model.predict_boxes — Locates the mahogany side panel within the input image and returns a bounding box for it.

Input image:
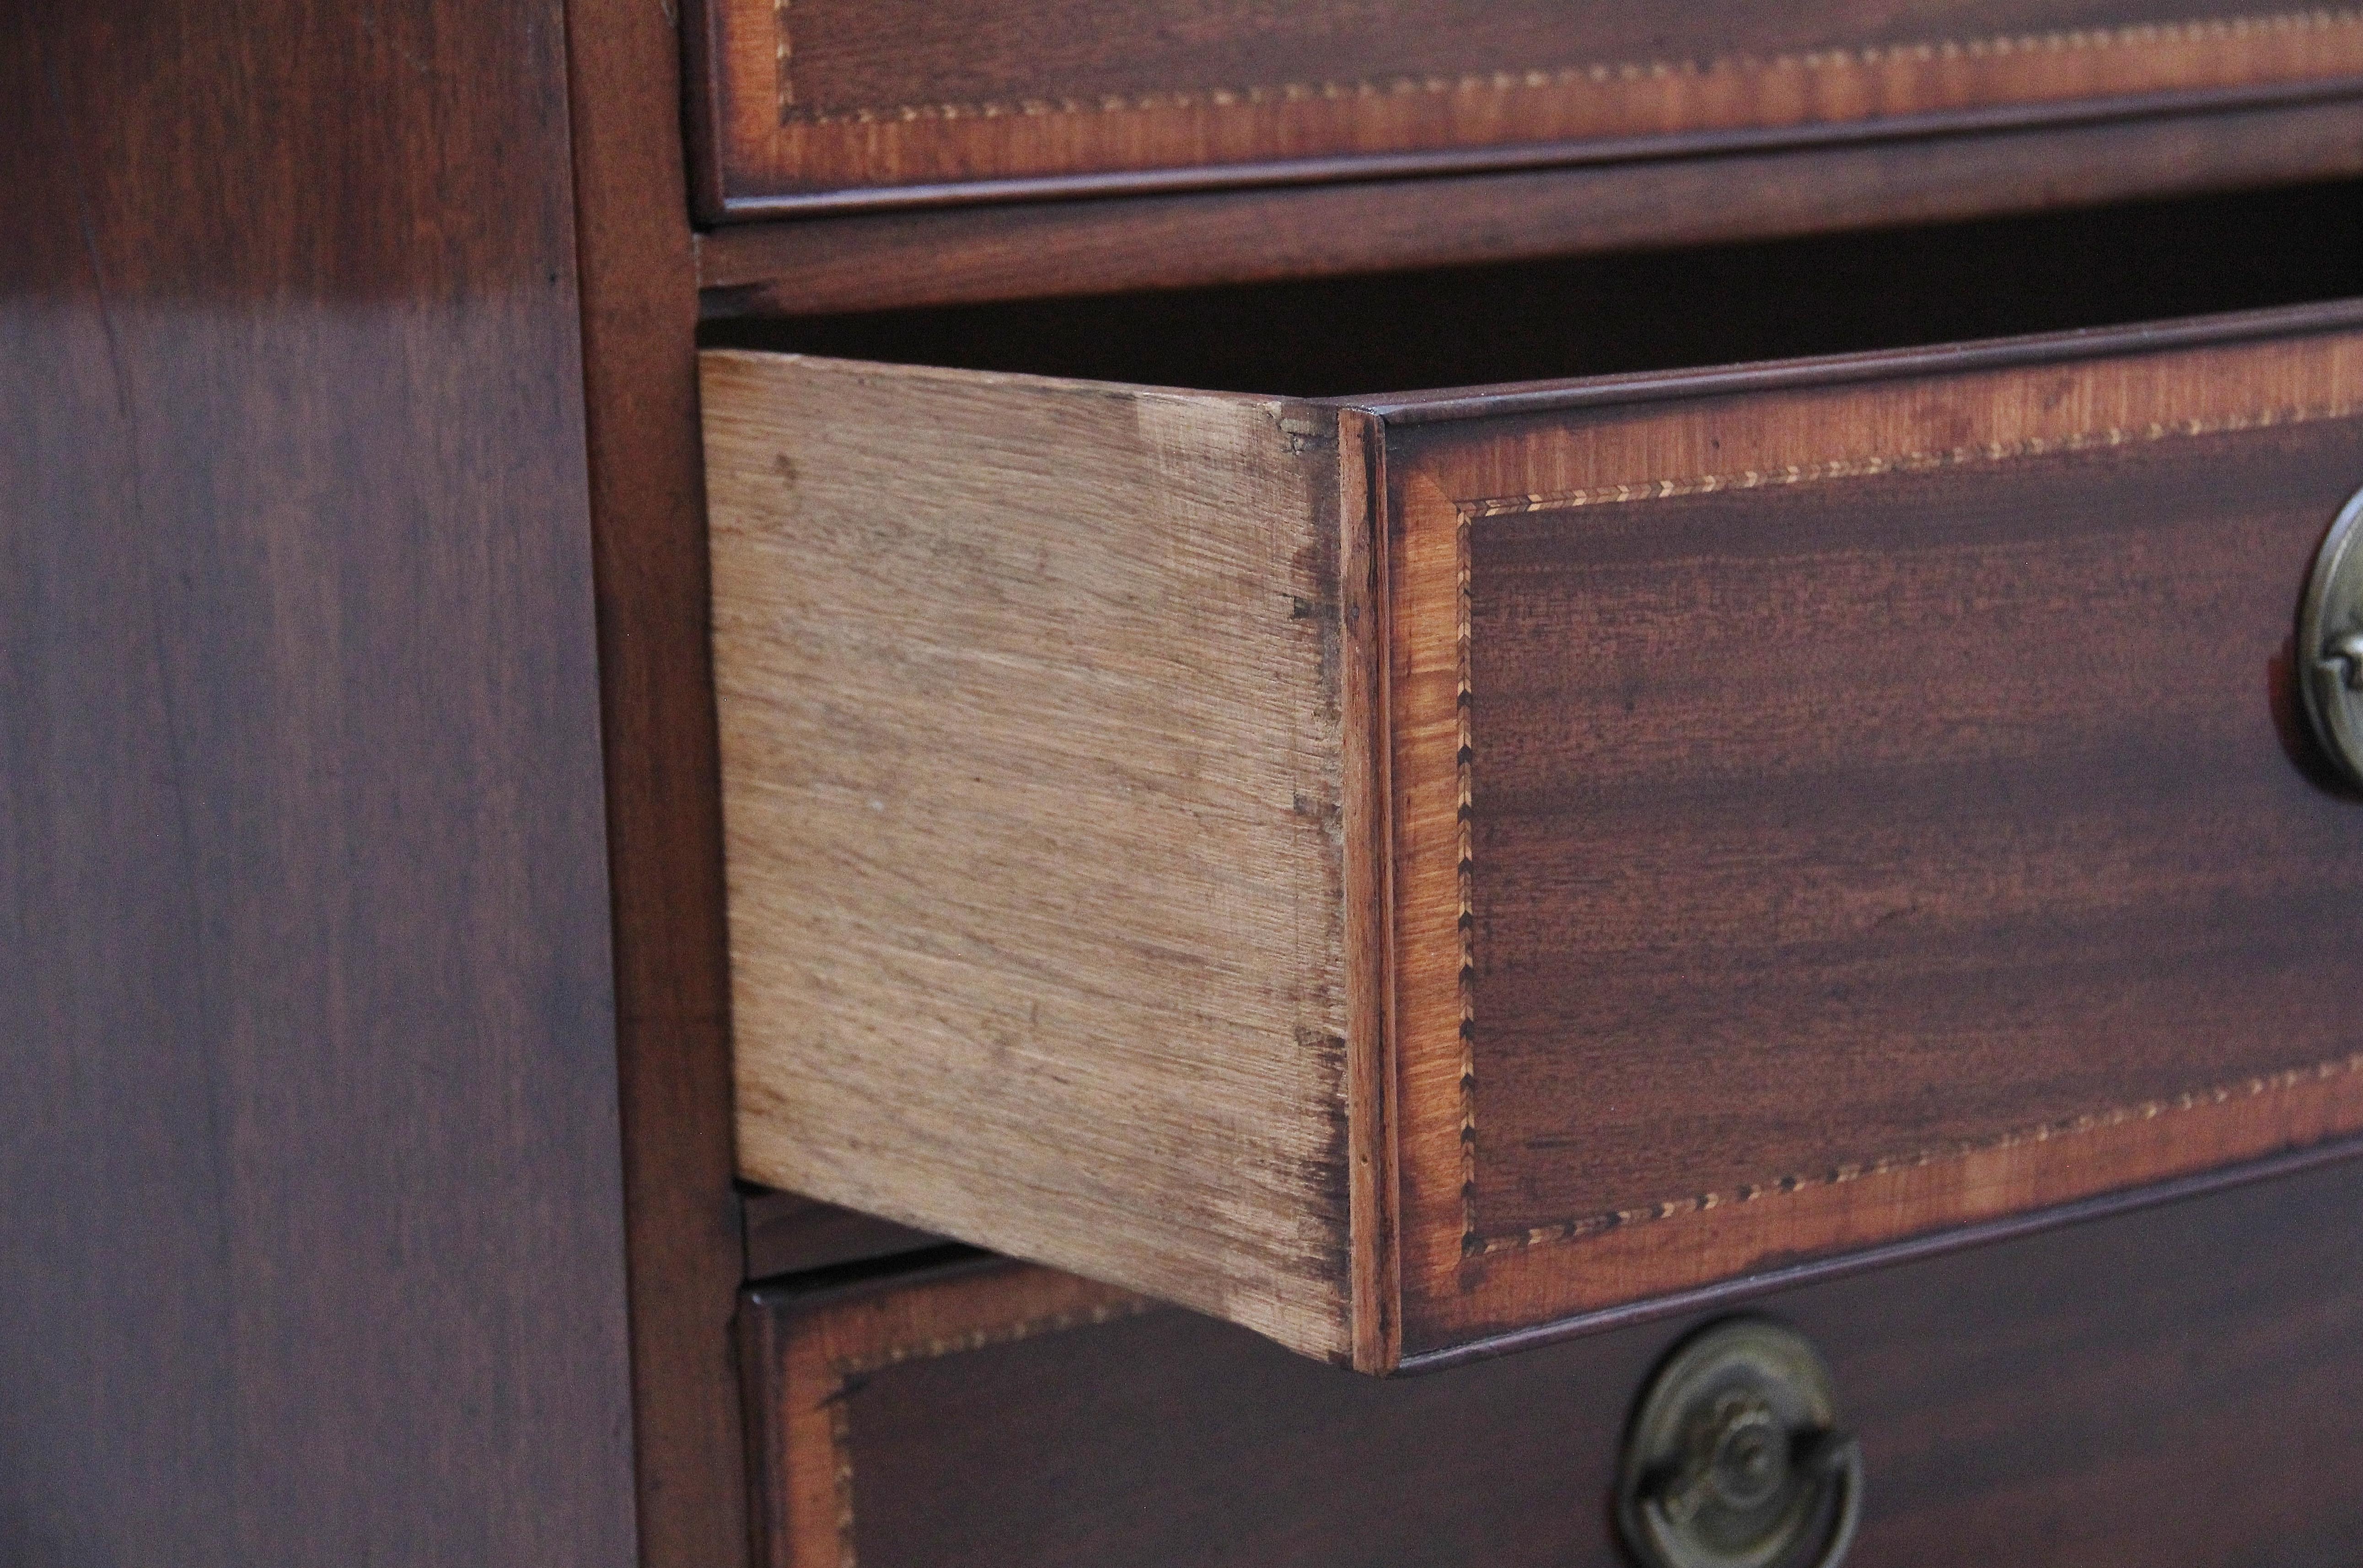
[689,0,2363,212]
[0,3,637,1563]
[1385,322,2363,1352]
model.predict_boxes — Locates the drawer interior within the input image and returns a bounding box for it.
[702,177,2363,394]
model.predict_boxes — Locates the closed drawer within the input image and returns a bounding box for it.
[705,298,2363,1371]
[686,0,2363,213]
[736,1149,2363,1568]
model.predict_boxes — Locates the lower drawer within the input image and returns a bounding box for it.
[739,1148,2363,1568]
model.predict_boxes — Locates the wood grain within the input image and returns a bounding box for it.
[688,0,2363,211]
[705,352,1364,1361]
[742,1151,2363,1567]
[0,3,638,1562]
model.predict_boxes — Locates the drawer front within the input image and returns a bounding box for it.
[689,0,2363,213]
[739,1150,2363,1568]
[1383,318,2363,1358]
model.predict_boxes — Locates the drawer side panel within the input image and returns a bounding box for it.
[705,352,1356,1359]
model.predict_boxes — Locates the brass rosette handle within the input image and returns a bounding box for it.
[1616,1318,1863,1568]
[2300,483,2363,789]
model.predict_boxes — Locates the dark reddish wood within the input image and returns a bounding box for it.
[688,0,2363,214]
[560,0,752,1563]
[749,0,2186,132]
[743,1191,945,1280]
[697,93,2363,317]
[0,4,636,1564]
[744,1150,2363,1566]
[1461,420,2363,1231]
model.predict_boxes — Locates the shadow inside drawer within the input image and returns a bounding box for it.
[701,177,2363,397]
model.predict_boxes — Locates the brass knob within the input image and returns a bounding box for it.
[2299,485,2363,789]
[1616,1318,1862,1568]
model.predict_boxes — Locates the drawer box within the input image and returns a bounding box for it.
[706,301,2363,1370]
[686,0,2363,213]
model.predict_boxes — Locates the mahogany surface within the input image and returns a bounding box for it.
[745,1150,2363,1567]
[1464,426,2363,1229]
[1380,312,2363,1354]
[1,2,637,1562]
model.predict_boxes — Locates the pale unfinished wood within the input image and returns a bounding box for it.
[705,351,1364,1361]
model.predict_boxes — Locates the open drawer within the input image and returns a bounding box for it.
[705,289,2363,1371]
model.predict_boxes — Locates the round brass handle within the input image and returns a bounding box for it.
[2299,484,2363,789]
[1616,1319,1862,1568]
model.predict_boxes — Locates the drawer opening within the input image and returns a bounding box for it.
[700,177,2363,396]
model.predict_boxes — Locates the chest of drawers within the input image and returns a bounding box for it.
[19,2,2363,1565]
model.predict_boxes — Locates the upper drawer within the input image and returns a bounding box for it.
[685,0,2363,214]
[705,301,2363,1372]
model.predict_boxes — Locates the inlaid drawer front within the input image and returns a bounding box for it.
[687,0,2363,213]
[1381,317,2363,1358]
[738,1155,2363,1568]
[704,302,2363,1372]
